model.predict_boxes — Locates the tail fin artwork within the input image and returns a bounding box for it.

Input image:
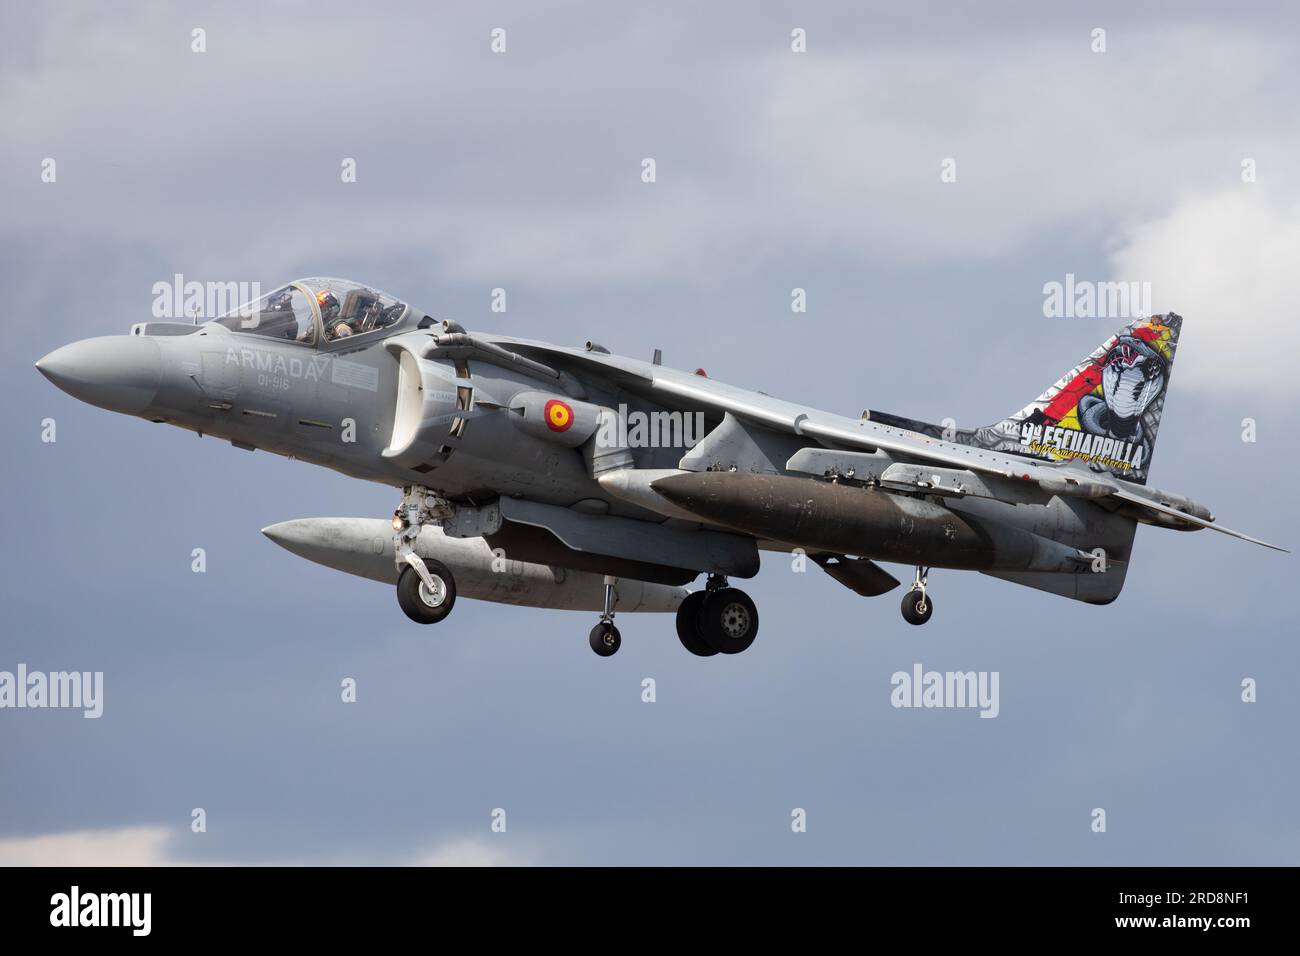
[976,314,1180,484]
[869,314,1181,485]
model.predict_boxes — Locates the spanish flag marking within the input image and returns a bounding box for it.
[545,399,574,432]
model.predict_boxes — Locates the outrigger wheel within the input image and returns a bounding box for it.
[589,622,622,657]
[589,575,622,657]
[900,566,933,626]
[397,558,457,624]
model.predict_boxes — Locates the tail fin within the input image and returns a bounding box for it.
[983,314,1181,484]
[868,314,1182,485]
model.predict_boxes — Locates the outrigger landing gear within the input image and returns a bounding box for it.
[676,574,760,656]
[392,485,457,625]
[589,576,622,657]
[900,566,933,626]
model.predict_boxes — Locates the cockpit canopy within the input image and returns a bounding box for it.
[211,278,408,347]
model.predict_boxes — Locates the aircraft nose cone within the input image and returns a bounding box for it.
[36,336,162,416]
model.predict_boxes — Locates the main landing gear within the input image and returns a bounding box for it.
[589,574,761,659]
[393,485,458,625]
[675,575,760,657]
[900,565,933,626]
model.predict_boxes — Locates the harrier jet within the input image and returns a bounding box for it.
[36,278,1285,656]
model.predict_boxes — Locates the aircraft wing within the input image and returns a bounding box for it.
[492,338,1029,476]
[479,335,1287,552]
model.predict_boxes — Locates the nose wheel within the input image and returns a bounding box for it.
[397,559,457,624]
[589,576,622,656]
[392,485,458,625]
[901,566,933,625]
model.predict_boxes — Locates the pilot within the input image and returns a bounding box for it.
[317,289,352,340]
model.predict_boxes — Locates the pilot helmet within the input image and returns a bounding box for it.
[316,289,340,320]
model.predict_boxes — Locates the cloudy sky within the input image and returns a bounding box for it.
[2,0,1297,865]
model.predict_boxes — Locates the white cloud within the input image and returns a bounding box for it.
[407,838,536,867]
[1108,185,1300,396]
[0,825,175,866]
[0,825,534,866]
[755,26,1296,265]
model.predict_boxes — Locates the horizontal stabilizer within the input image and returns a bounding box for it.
[1108,488,1289,552]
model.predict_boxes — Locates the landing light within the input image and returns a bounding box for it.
[392,514,405,532]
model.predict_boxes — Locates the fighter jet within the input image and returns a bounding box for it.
[36,277,1285,657]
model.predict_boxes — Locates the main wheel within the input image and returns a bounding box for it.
[900,589,933,626]
[397,560,456,624]
[698,587,759,655]
[589,622,621,657]
[675,591,716,657]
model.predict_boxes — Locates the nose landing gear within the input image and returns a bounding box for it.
[589,576,622,657]
[392,485,458,625]
[397,558,457,624]
[901,566,933,625]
